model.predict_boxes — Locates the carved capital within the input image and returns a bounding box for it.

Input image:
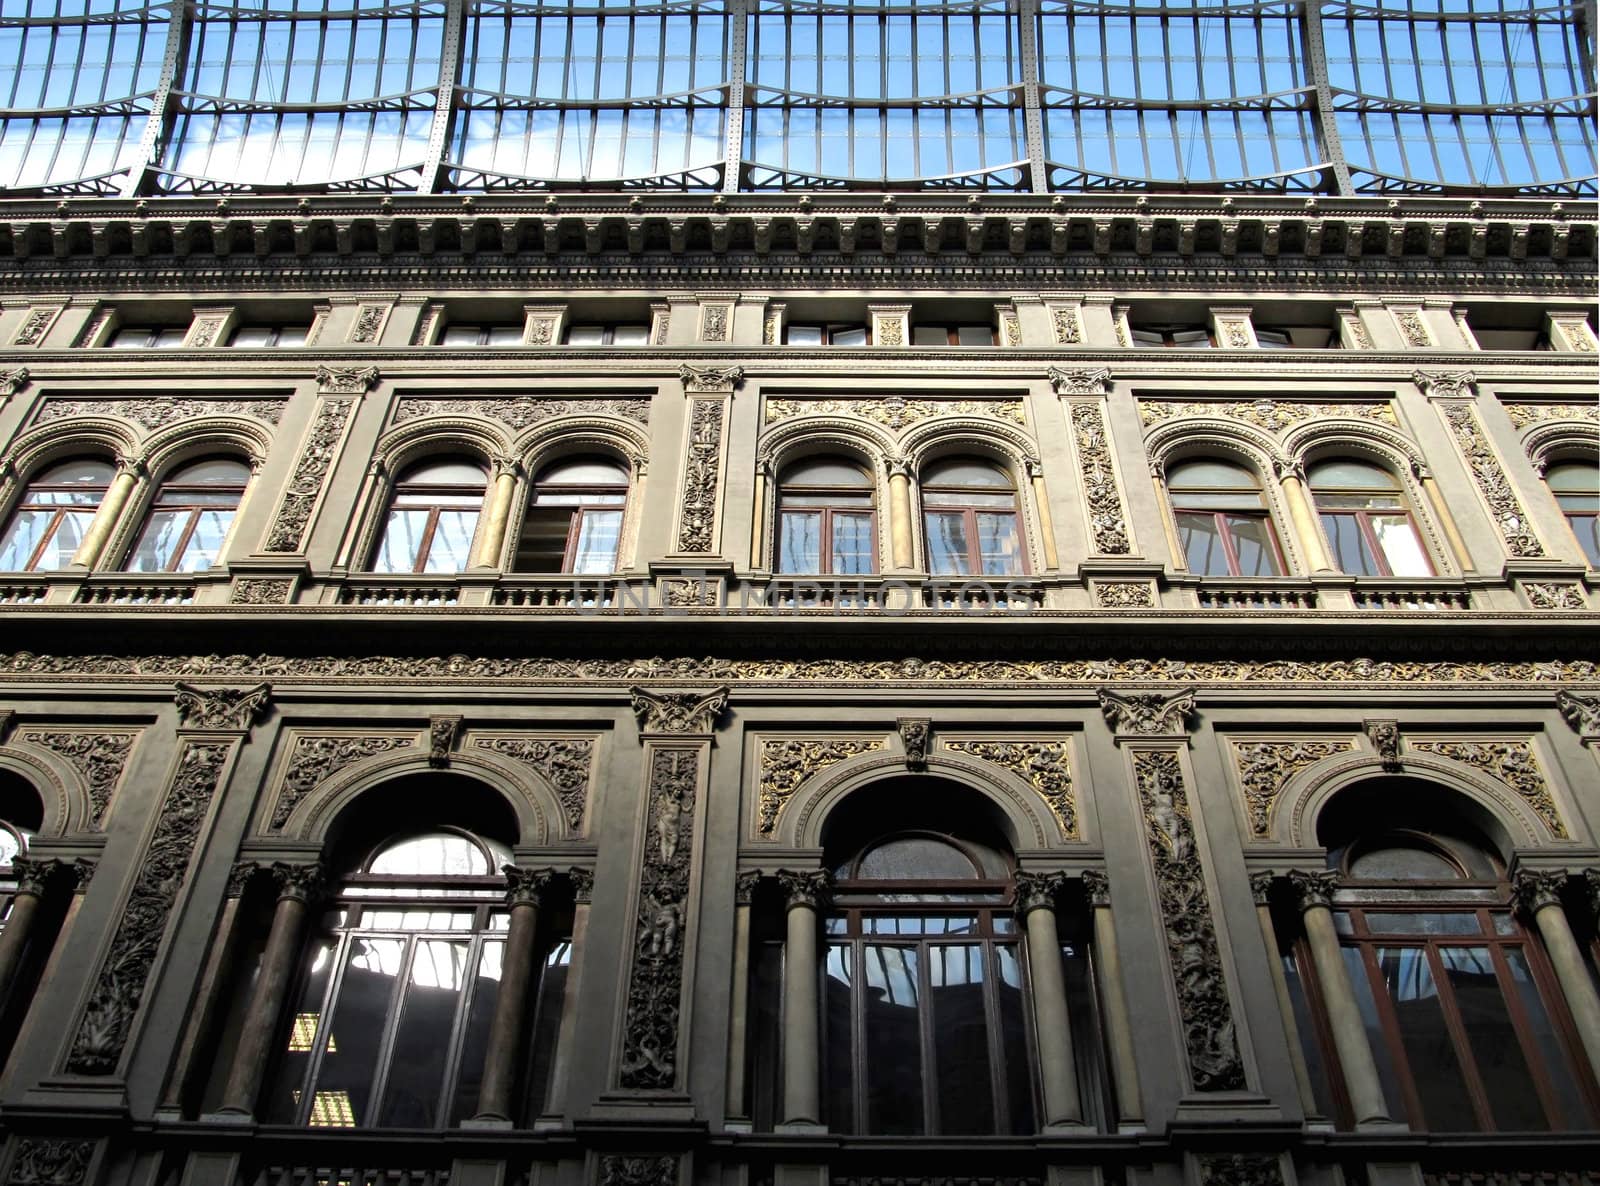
[10,856,66,897]
[1511,868,1566,917]
[428,715,462,767]
[1098,687,1196,738]
[503,864,556,909]
[1412,369,1477,400]
[1286,868,1340,912]
[1014,869,1069,914]
[631,686,728,736]
[1079,868,1110,907]
[271,861,327,905]
[1365,719,1401,771]
[1586,869,1600,918]
[734,869,763,905]
[68,857,97,892]
[1048,366,1111,396]
[226,860,261,898]
[1248,870,1277,906]
[1556,690,1600,739]
[678,363,743,393]
[777,868,831,911]
[568,865,595,904]
[174,682,271,731]
[315,364,379,394]
[0,366,29,397]
[898,717,931,769]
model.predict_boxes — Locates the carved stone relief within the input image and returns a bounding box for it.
[1439,403,1545,558]
[1365,719,1401,770]
[701,305,729,343]
[1510,867,1565,917]
[944,739,1078,839]
[1093,581,1155,608]
[898,717,930,769]
[428,715,460,766]
[1408,739,1568,838]
[174,682,270,731]
[1555,689,1600,738]
[67,739,235,1074]
[35,398,286,430]
[471,735,596,832]
[618,746,699,1089]
[763,397,1026,431]
[264,398,355,552]
[1139,399,1397,432]
[1051,306,1082,345]
[392,397,650,430]
[632,686,728,736]
[1229,738,1354,838]
[1500,402,1600,430]
[1099,688,1196,737]
[315,366,379,395]
[1132,748,1245,1091]
[14,728,139,827]
[1198,1154,1283,1186]
[272,732,414,829]
[347,303,388,344]
[230,578,293,605]
[873,314,904,346]
[1069,402,1130,554]
[676,399,724,552]
[678,364,743,394]
[4,1138,95,1186]
[1395,309,1432,347]
[1524,582,1585,610]
[757,737,884,836]
[597,1154,677,1186]
[1412,369,1476,400]
[0,367,29,397]
[1047,367,1110,397]
[11,307,59,347]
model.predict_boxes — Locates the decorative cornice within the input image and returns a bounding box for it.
[1047,367,1110,396]
[1511,867,1566,917]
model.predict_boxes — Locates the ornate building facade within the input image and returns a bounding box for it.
[0,2,1596,1186]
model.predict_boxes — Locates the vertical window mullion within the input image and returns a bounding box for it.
[364,932,421,1125]
[1481,936,1565,1128]
[297,928,356,1125]
[918,939,939,1132]
[979,938,1012,1133]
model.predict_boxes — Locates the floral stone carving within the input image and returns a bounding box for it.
[15,728,138,827]
[631,686,728,735]
[472,735,596,831]
[1069,402,1130,554]
[273,732,414,829]
[36,398,286,430]
[5,1138,96,1186]
[757,737,884,835]
[945,739,1078,838]
[619,747,699,1089]
[1409,739,1567,838]
[265,398,355,551]
[1439,403,1544,558]
[1555,689,1600,737]
[67,740,235,1073]
[174,682,270,730]
[763,397,1025,431]
[1138,399,1397,432]
[1099,687,1196,736]
[1501,402,1600,430]
[676,399,724,552]
[598,1155,677,1186]
[1230,739,1354,837]
[1133,748,1245,1091]
[392,397,650,430]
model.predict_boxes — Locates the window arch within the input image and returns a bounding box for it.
[1282,783,1599,1133]
[372,457,487,574]
[514,455,629,574]
[775,455,877,575]
[1166,457,1285,576]
[125,456,251,572]
[261,826,571,1129]
[1544,459,1599,566]
[0,458,115,571]
[1306,458,1431,577]
[919,456,1025,576]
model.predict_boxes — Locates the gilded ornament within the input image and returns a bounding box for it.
[945,739,1078,838]
[273,732,414,829]
[392,397,649,430]
[1500,402,1600,430]
[1410,739,1567,838]
[1099,687,1195,736]
[1230,738,1354,837]
[1439,403,1545,557]
[763,396,1025,430]
[757,737,884,835]
[472,735,596,831]
[1138,398,1397,432]
[1524,582,1584,609]
[1094,581,1154,608]
[1051,306,1082,345]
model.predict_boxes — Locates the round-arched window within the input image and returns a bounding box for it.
[919,456,1023,576]
[372,457,487,574]
[1544,459,1599,566]
[776,456,876,575]
[516,456,629,574]
[1306,458,1431,577]
[0,458,115,571]
[1166,458,1284,576]
[126,456,252,572]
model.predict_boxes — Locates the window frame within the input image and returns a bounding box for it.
[783,323,871,347]
[775,459,879,576]
[106,325,188,349]
[370,459,489,576]
[562,324,650,346]
[1307,460,1434,578]
[1166,459,1287,578]
[919,459,1028,577]
[124,457,251,573]
[0,458,114,572]
[1543,458,1600,568]
[516,457,632,575]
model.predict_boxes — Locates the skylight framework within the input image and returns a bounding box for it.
[0,0,1590,196]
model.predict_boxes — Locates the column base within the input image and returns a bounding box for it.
[775,1120,827,1134]
[459,1115,514,1130]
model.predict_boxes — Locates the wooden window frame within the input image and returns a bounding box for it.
[2,468,111,572]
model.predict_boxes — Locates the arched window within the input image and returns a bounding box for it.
[0,458,114,571]
[1544,459,1599,566]
[1166,458,1285,576]
[1283,788,1598,1133]
[515,457,629,573]
[372,458,487,574]
[126,457,251,572]
[776,456,876,575]
[920,456,1024,576]
[1307,458,1431,577]
[822,831,1037,1135]
[262,828,570,1128]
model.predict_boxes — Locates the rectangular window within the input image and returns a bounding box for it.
[107,326,187,348]
[230,324,309,347]
[565,324,649,345]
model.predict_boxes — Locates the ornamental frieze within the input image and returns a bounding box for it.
[1228,738,1355,838]
[1408,739,1568,839]
[1138,398,1398,433]
[1068,401,1130,554]
[764,397,1027,432]
[391,397,650,430]
[13,727,140,828]
[757,736,885,836]
[943,738,1078,839]
[676,399,724,552]
[1500,402,1600,430]
[1439,403,1545,558]
[272,732,416,829]
[0,652,1595,687]
[34,398,287,430]
[471,735,596,832]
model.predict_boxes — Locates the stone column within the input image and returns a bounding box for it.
[537,867,593,1126]
[1513,869,1600,1083]
[0,857,61,1003]
[473,865,555,1123]
[1015,870,1083,1127]
[1025,460,1059,571]
[777,868,829,1128]
[725,871,762,1124]
[218,861,326,1116]
[471,458,519,569]
[887,460,915,570]
[1287,870,1390,1126]
[749,463,769,569]
[1079,870,1141,1126]
[1150,466,1186,571]
[1275,461,1334,574]
[1248,872,1318,1115]
[70,457,142,568]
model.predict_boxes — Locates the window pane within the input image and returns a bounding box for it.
[780,510,822,574]
[1567,512,1600,566]
[831,512,875,575]
[126,510,188,572]
[1374,946,1478,1130]
[174,508,234,571]
[1178,512,1230,576]
[863,944,924,1134]
[1439,946,1546,1130]
[996,945,1035,1133]
[378,939,471,1127]
[925,511,972,575]
[0,511,52,570]
[1371,516,1431,577]
[265,933,339,1123]
[857,837,977,881]
[519,940,572,1122]
[1503,947,1588,1129]
[1225,514,1281,577]
[1321,512,1380,575]
[929,944,994,1134]
[571,509,622,574]
[370,833,490,877]
[976,512,1021,576]
[310,936,408,1126]
[823,943,855,1133]
[1363,913,1480,936]
[420,510,478,573]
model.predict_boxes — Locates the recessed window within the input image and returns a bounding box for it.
[1544,460,1599,566]
[371,458,487,575]
[776,456,877,575]
[920,457,1024,576]
[1255,326,1336,349]
[441,324,525,348]
[564,324,649,346]
[1130,325,1214,348]
[0,458,114,571]
[1167,458,1285,577]
[230,324,309,348]
[126,457,251,573]
[107,325,188,349]
[515,457,629,574]
[911,324,995,346]
[785,323,869,347]
[1307,459,1431,577]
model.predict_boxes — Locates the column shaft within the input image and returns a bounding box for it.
[749,469,767,569]
[1278,471,1334,574]
[1030,473,1059,570]
[0,891,43,1004]
[1302,904,1388,1124]
[1419,474,1473,573]
[1530,902,1600,1083]
[1090,905,1141,1124]
[1025,903,1084,1126]
[888,471,914,570]
[725,899,753,1118]
[1152,472,1186,571]
[71,468,139,568]
[474,897,540,1120]
[472,468,517,569]
[219,892,310,1114]
[781,901,820,1124]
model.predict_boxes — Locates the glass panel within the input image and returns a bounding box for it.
[831,512,875,575]
[1224,514,1281,577]
[537,459,630,486]
[923,458,1012,488]
[925,511,972,575]
[1439,946,1546,1130]
[1545,462,1599,495]
[1503,947,1588,1129]
[398,459,486,487]
[1168,458,1260,492]
[786,325,824,345]
[126,510,188,572]
[1371,515,1431,577]
[1374,945,1478,1130]
[929,943,993,1134]
[520,940,572,1122]
[831,326,868,347]
[1342,945,1406,1122]
[420,509,479,573]
[265,932,338,1123]
[309,936,408,1127]
[370,832,491,877]
[448,939,501,1123]
[976,512,1021,576]
[1363,912,1482,936]
[173,508,235,571]
[1178,512,1229,576]
[1282,953,1337,1118]
[1567,513,1600,567]
[823,943,854,1133]
[378,939,470,1128]
[1349,845,1463,880]
[995,945,1035,1133]
[781,458,871,488]
[856,837,978,881]
[361,909,475,932]
[374,508,427,572]
[1308,460,1399,491]
[570,509,623,574]
[863,944,924,1134]
[1320,512,1381,575]
[778,510,822,574]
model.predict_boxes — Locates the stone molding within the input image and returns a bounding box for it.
[1138,397,1397,433]
[34,397,285,430]
[763,396,1026,432]
[1067,400,1131,555]
[271,730,416,830]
